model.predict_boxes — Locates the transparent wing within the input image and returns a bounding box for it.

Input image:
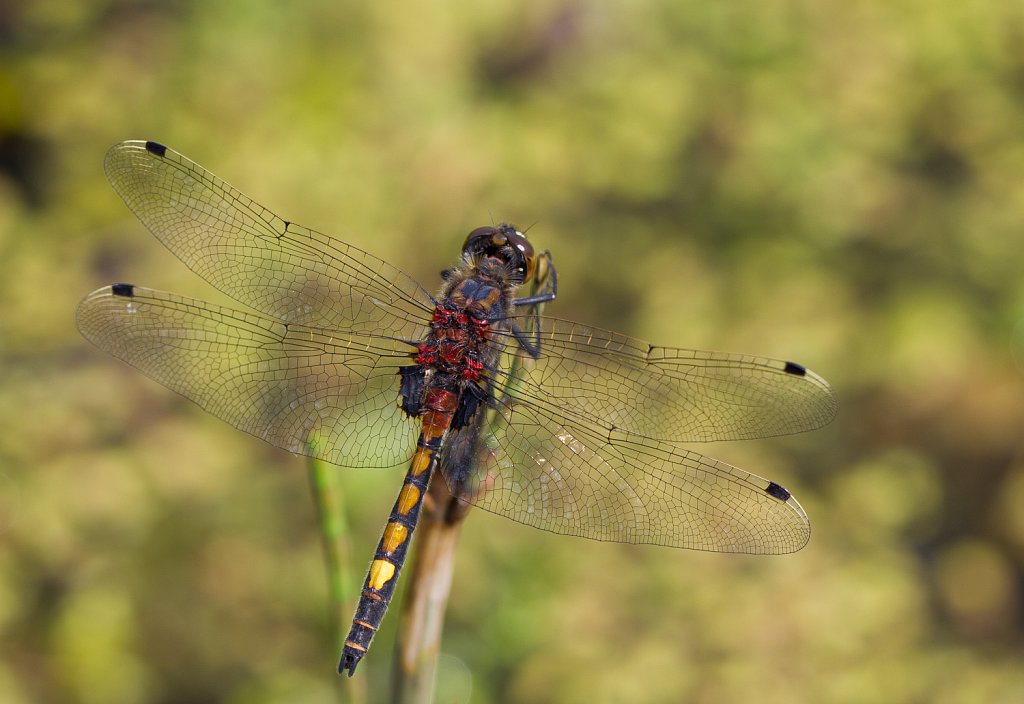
[104,140,434,337]
[442,394,809,553]
[437,312,829,552]
[77,285,419,468]
[488,314,837,443]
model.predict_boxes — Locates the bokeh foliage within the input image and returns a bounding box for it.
[2,1,1024,702]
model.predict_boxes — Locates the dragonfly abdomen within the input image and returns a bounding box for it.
[338,387,459,676]
[341,283,505,676]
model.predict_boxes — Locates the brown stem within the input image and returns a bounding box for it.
[390,475,466,703]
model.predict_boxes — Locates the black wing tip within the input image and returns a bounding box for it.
[765,481,792,501]
[110,283,136,297]
[144,140,167,157]
[783,361,807,377]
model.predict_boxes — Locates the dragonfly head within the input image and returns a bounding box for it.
[462,224,537,285]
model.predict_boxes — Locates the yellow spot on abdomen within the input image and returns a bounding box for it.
[397,484,421,516]
[411,448,432,476]
[368,559,396,590]
[381,521,409,554]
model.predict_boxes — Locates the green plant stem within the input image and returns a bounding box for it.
[308,457,366,704]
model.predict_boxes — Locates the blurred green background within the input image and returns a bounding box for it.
[3,1,1024,702]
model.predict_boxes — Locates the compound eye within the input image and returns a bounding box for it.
[463,227,498,254]
[506,232,537,283]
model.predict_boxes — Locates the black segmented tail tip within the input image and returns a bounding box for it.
[145,140,167,157]
[338,651,362,677]
[110,283,135,297]
[765,481,792,501]
[783,361,807,377]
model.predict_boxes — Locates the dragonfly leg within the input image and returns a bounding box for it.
[509,252,556,359]
[511,292,555,306]
[509,322,542,359]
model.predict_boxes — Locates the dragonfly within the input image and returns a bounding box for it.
[77,140,837,676]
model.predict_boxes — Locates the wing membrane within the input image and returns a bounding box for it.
[443,395,809,553]
[104,141,433,337]
[489,314,837,443]
[77,285,418,468]
[90,140,832,551]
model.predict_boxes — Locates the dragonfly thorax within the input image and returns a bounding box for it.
[397,269,513,434]
[416,300,492,383]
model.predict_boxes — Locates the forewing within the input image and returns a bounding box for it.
[490,315,837,443]
[442,394,809,553]
[104,140,434,337]
[77,285,418,468]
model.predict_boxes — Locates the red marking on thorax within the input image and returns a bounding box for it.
[417,302,491,380]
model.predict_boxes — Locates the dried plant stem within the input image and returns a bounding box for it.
[390,479,466,703]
